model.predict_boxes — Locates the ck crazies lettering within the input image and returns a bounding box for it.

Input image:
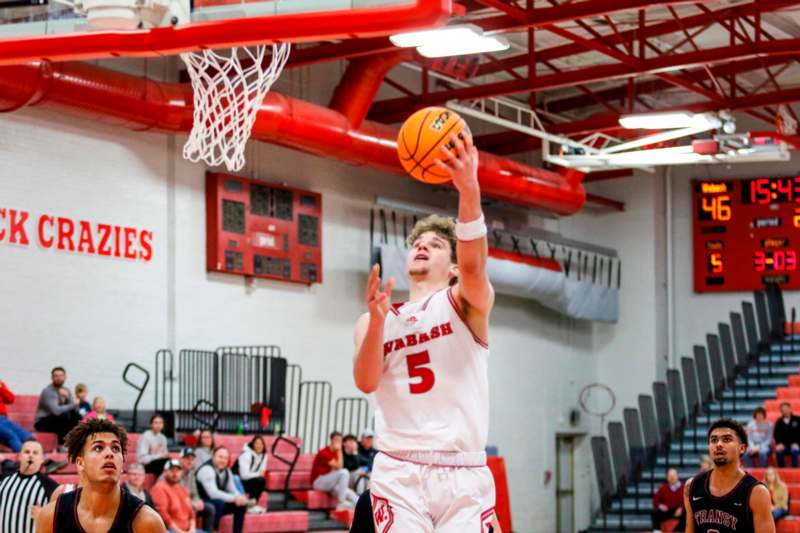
[0,207,153,262]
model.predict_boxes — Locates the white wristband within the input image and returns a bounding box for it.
[455,214,487,241]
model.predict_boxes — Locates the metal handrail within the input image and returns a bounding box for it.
[270,435,301,510]
[122,362,150,433]
[191,399,220,430]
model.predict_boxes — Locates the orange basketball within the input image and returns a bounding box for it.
[397,106,472,184]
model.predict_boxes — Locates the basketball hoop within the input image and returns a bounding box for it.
[180,43,291,172]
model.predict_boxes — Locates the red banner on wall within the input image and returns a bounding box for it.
[0,207,153,262]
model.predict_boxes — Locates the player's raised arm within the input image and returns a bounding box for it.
[353,264,394,393]
[435,134,494,320]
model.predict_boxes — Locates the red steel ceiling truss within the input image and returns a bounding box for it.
[276,0,800,157]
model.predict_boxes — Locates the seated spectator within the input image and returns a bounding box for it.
[179,447,215,531]
[311,431,358,509]
[193,429,215,470]
[773,402,800,468]
[343,434,368,494]
[138,414,170,475]
[745,407,773,467]
[34,367,81,446]
[357,429,377,472]
[699,454,713,473]
[74,383,91,418]
[0,379,32,452]
[81,396,115,423]
[651,468,683,531]
[236,435,267,512]
[196,446,247,533]
[0,439,59,533]
[151,459,209,533]
[125,462,155,507]
[764,467,789,523]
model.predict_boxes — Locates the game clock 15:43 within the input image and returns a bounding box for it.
[693,177,800,292]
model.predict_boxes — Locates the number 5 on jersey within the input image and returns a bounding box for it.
[406,350,435,394]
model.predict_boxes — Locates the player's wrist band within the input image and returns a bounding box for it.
[455,214,487,241]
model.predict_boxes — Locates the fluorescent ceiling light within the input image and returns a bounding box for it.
[618,111,721,130]
[390,24,509,58]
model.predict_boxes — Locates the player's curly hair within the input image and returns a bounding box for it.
[707,417,748,449]
[64,418,128,462]
[406,214,457,263]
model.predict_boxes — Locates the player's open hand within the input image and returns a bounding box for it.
[366,264,394,322]
[434,132,479,193]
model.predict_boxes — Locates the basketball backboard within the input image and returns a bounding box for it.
[0,0,450,65]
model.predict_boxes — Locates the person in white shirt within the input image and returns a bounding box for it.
[353,133,496,531]
[137,415,170,475]
[236,435,267,513]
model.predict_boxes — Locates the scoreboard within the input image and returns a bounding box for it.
[693,177,800,292]
[206,172,323,285]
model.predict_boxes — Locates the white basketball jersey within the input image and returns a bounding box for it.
[374,286,490,453]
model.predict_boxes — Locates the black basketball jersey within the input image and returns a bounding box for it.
[54,486,144,533]
[689,469,761,533]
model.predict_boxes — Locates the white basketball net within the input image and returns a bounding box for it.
[180,43,291,172]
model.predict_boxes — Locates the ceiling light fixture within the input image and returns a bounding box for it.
[618,111,721,130]
[390,24,509,58]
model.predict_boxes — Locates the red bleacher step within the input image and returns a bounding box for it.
[766,399,800,412]
[778,387,800,400]
[330,508,354,528]
[290,490,339,510]
[267,471,311,491]
[217,511,308,533]
[750,468,800,483]
[789,375,800,387]
[778,518,800,533]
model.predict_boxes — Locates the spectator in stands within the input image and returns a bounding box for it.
[179,447,215,531]
[651,468,683,530]
[74,383,91,418]
[357,429,377,472]
[343,434,369,494]
[82,396,115,423]
[0,439,58,533]
[0,379,32,452]
[699,454,713,472]
[125,462,155,507]
[138,414,170,475]
[773,401,800,468]
[151,458,208,533]
[193,429,215,469]
[311,431,358,509]
[34,367,81,446]
[196,446,247,533]
[745,407,774,467]
[764,467,789,523]
[236,435,267,512]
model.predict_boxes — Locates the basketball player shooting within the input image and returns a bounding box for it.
[354,133,496,532]
[36,419,166,533]
[684,418,774,533]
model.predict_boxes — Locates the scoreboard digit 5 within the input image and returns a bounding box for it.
[693,177,800,292]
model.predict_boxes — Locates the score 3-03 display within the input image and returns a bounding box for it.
[693,177,800,292]
[206,172,322,284]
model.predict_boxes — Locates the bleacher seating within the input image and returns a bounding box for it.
[0,366,356,532]
[218,510,309,532]
[590,287,800,531]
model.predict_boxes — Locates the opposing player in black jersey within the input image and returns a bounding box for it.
[684,418,775,533]
[36,419,165,533]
